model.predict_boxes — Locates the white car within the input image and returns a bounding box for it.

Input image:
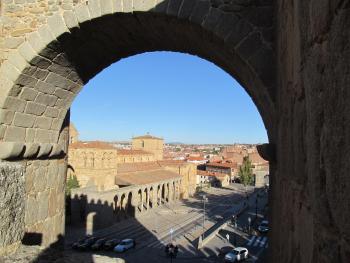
[113,239,135,253]
[224,247,249,262]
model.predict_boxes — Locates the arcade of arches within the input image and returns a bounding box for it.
[0,1,349,262]
[70,178,182,231]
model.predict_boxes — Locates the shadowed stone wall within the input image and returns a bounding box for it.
[0,162,25,256]
[271,0,350,262]
[23,158,66,248]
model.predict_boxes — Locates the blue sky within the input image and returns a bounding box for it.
[71,51,268,144]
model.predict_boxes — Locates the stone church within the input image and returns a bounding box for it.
[67,124,171,189]
[67,124,197,227]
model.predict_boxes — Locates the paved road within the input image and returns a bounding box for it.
[202,187,269,262]
[65,184,267,262]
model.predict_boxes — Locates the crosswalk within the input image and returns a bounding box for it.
[246,235,268,248]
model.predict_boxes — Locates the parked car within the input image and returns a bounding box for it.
[71,235,92,249]
[258,220,269,233]
[224,247,249,262]
[91,238,107,250]
[218,246,234,258]
[104,238,120,250]
[113,239,135,253]
[77,237,99,251]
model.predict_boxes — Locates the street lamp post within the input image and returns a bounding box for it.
[170,228,174,243]
[202,195,208,240]
[255,197,258,218]
[248,216,251,234]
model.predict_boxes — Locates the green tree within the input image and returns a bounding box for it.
[238,156,254,186]
[66,174,80,196]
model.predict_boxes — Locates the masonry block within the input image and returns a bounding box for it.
[20,87,38,101]
[88,0,102,19]
[47,13,70,38]
[189,0,211,25]
[34,116,53,130]
[100,0,113,15]
[37,143,53,157]
[63,10,80,29]
[112,0,123,12]
[35,130,52,143]
[0,109,15,125]
[18,42,37,63]
[25,101,46,116]
[0,142,24,159]
[0,162,25,256]
[4,126,26,142]
[35,93,58,107]
[74,4,91,24]
[13,112,36,128]
[23,143,40,158]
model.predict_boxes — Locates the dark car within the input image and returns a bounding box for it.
[77,237,99,251]
[258,220,269,234]
[72,235,92,250]
[91,238,107,251]
[218,246,234,258]
[103,238,120,250]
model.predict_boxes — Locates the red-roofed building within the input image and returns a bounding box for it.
[196,170,230,187]
[186,156,208,165]
[205,161,238,183]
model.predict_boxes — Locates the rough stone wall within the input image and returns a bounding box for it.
[164,162,197,198]
[68,147,118,189]
[272,0,350,262]
[132,136,164,160]
[24,158,66,247]
[0,0,84,64]
[0,162,25,256]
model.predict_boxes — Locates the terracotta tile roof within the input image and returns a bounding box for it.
[187,156,207,161]
[117,160,190,174]
[116,169,181,185]
[222,153,245,163]
[117,149,152,155]
[117,162,162,173]
[133,134,163,140]
[248,152,268,164]
[157,160,187,166]
[206,162,238,169]
[69,141,116,150]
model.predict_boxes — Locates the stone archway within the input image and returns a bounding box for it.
[0,2,275,239]
[4,1,349,263]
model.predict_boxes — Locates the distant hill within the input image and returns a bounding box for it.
[166,142,185,145]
